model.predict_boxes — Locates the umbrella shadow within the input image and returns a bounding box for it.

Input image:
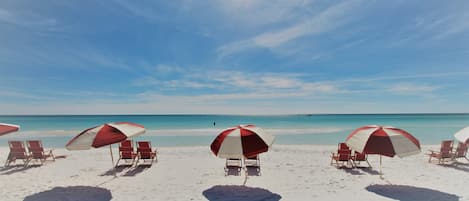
[1,165,40,175]
[122,165,150,177]
[203,185,281,201]
[24,186,112,201]
[366,184,459,201]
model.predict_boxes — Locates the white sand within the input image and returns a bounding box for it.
[0,145,468,201]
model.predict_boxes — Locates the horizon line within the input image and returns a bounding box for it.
[0,112,468,116]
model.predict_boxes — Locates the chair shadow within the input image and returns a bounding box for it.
[360,168,380,175]
[122,165,150,177]
[225,166,242,176]
[438,163,469,173]
[1,165,40,175]
[366,184,459,201]
[24,186,112,201]
[452,161,469,166]
[100,166,127,176]
[342,168,364,175]
[203,185,281,201]
[245,167,261,176]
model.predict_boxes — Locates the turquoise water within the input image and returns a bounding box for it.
[0,114,468,147]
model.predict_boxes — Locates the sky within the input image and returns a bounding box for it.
[0,0,468,115]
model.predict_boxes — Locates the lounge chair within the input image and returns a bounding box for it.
[428,140,453,164]
[136,141,157,166]
[115,140,137,167]
[331,143,353,168]
[452,142,468,161]
[26,140,55,165]
[244,155,261,176]
[5,141,31,167]
[351,151,371,168]
[225,158,242,176]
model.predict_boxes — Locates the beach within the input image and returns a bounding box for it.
[1,144,467,201]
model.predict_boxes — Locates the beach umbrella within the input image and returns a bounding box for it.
[210,124,275,159]
[66,122,145,166]
[345,125,421,175]
[0,123,20,136]
[454,126,469,143]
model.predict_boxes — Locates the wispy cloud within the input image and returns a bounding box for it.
[331,71,469,84]
[217,0,362,58]
[387,83,440,95]
[431,13,469,39]
[0,8,57,28]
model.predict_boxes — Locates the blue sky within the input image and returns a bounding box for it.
[0,0,468,115]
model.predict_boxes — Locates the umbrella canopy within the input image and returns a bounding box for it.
[210,125,275,158]
[0,123,20,136]
[66,122,145,150]
[345,125,421,157]
[454,126,469,144]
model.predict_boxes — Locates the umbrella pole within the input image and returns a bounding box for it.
[109,145,115,167]
[379,155,383,178]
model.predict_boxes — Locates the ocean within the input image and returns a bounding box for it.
[0,114,468,148]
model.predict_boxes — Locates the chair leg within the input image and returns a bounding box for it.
[366,160,372,168]
[115,158,121,167]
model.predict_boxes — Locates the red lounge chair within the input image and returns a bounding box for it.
[26,140,55,165]
[331,143,353,168]
[136,141,157,166]
[351,151,371,168]
[452,142,468,161]
[5,141,31,167]
[244,155,261,175]
[115,140,137,167]
[225,158,242,176]
[331,143,353,167]
[428,140,453,164]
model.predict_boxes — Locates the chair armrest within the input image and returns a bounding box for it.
[427,150,439,154]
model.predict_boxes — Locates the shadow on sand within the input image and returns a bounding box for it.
[203,185,281,201]
[100,166,127,176]
[438,162,469,173]
[0,165,40,175]
[366,184,459,201]
[100,165,150,177]
[123,165,151,176]
[245,167,261,176]
[225,166,242,176]
[360,168,380,175]
[341,168,364,175]
[24,186,112,201]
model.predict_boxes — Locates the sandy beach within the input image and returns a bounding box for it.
[0,144,467,201]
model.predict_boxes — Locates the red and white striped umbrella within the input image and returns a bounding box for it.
[66,122,145,150]
[345,125,421,157]
[454,126,469,143]
[345,125,421,176]
[0,123,20,136]
[210,125,275,158]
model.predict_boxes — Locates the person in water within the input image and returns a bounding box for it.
[213,121,216,127]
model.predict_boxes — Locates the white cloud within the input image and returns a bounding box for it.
[387,83,440,95]
[0,8,57,28]
[217,0,362,58]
